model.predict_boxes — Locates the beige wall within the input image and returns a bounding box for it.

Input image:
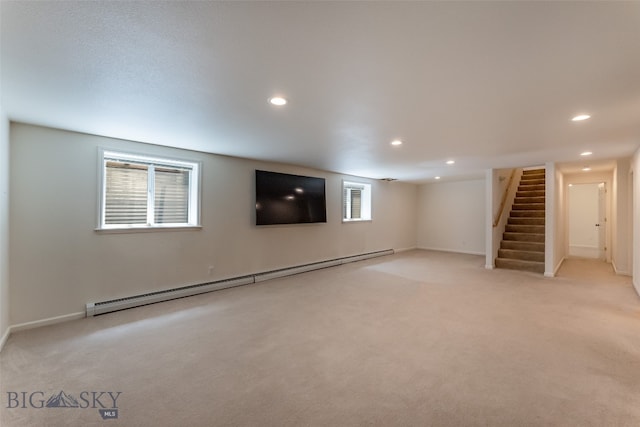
[0,110,9,348]
[9,123,418,325]
[633,148,640,296]
[611,158,631,275]
[417,179,485,255]
[554,166,566,274]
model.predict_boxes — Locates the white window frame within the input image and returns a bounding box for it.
[342,180,372,222]
[97,149,201,231]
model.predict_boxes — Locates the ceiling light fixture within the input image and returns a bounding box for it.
[391,139,403,146]
[446,160,455,165]
[572,114,591,121]
[580,151,593,156]
[435,176,441,180]
[582,167,591,172]
[269,97,287,106]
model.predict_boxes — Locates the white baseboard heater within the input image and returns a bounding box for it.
[86,249,394,317]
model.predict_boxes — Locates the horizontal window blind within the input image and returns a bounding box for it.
[154,167,190,224]
[344,184,364,220]
[350,189,362,219]
[105,161,148,225]
[343,181,371,221]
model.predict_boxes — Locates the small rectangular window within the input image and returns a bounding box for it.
[343,181,371,221]
[99,150,200,230]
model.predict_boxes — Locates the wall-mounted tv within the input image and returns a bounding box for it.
[255,170,327,226]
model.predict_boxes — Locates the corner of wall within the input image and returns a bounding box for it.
[0,110,10,351]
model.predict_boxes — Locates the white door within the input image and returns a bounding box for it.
[597,183,606,259]
[568,182,605,259]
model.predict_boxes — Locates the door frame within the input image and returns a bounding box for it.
[563,172,612,262]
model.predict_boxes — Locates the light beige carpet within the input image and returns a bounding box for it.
[1,250,639,426]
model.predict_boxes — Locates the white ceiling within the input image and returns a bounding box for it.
[2,1,639,182]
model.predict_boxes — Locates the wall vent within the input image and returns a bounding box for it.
[86,249,394,317]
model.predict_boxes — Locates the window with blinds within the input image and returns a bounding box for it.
[343,181,372,221]
[100,151,200,229]
[154,166,190,224]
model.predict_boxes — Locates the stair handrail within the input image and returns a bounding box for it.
[493,169,516,227]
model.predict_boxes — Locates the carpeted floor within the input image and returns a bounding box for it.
[1,250,639,426]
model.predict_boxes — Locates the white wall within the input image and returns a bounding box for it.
[417,178,485,255]
[612,158,631,275]
[9,123,418,325]
[0,109,9,350]
[545,162,566,277]
[554,167,566,273]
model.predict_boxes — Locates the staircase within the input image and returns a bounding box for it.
[495,168,545,274]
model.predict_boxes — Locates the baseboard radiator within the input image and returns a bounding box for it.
[86,249,394,317]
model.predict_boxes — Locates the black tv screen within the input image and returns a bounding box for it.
[255,170,327,225]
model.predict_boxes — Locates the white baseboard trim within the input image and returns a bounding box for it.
[0,326,10,353]
[545,257,565,278]
[612,260,631,276]
[417,246,485,256]
[485,264,495,270]
[394,246,417,253]
[10,311,85,334]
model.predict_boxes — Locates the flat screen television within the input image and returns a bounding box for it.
[255,170,327,225]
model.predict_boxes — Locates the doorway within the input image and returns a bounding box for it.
[568,182,606,259]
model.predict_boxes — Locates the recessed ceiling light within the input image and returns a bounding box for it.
[446,160,455,165]
[572,114,591,121]
[391,139,403,146]
[269,96,287,106]
[435,176,441,180]
[580,151,593,156]
[582,167,591,172]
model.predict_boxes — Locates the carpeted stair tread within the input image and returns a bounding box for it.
[516,190,545,197]
[518,178,545,185]
[498,249,545,262]
[500,240,545,252]
[512,203,545,210]
[505,224,544,234]
[508,217,545,225]
[503,232,545,243]
[510,210,545,218]
[495,258,545,273]
[514,196,545,204]
[518,184,546,192]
